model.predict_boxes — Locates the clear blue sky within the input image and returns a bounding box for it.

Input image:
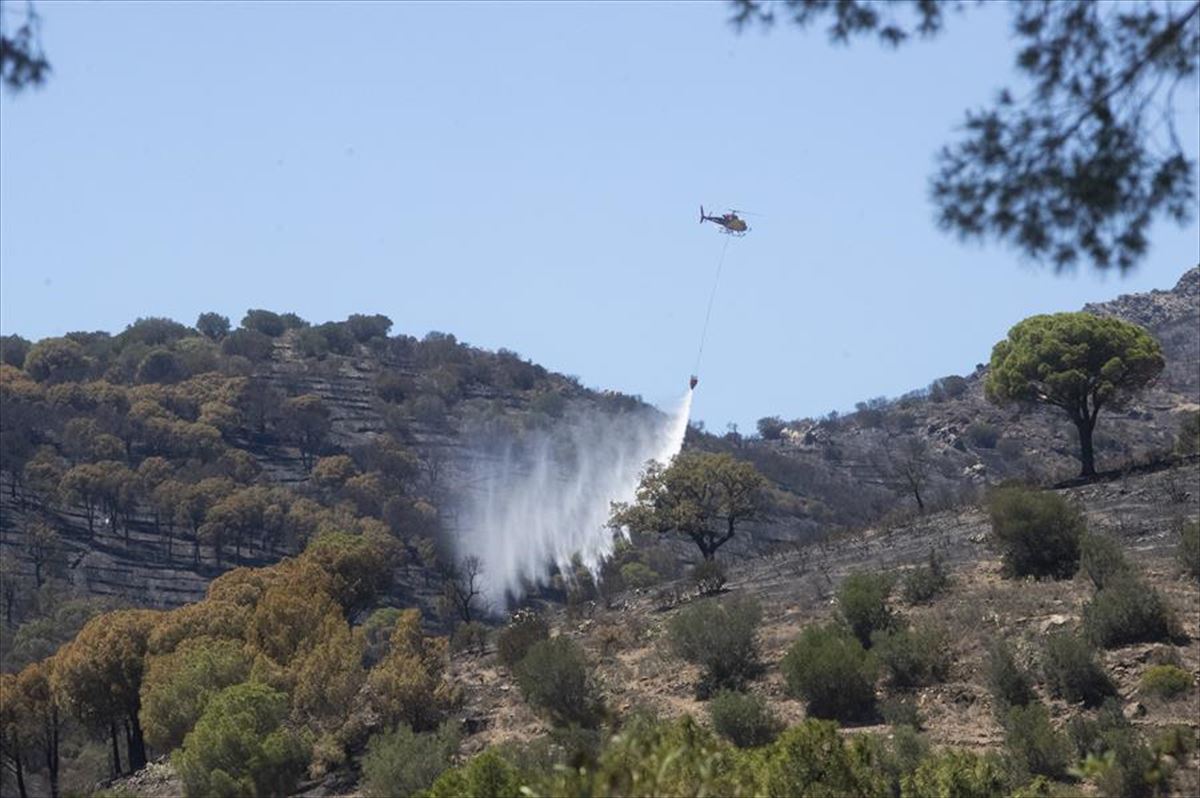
[2,1,1198,431]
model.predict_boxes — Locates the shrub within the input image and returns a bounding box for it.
[1179,519,1199,580]
[362,723,458,797]
[1004,702,1071,780]
[1079,533,1133,589]
[1082,576,1174,648]
[997,437,1024,460]
[872,624,952,688]
[496,609,549,670]
[985,641,1036,711]
[838,571,897,647]
[1177,409,1200,455]
[1140,664,1192,700]
[514,637,601,727]
[535,715,754,797]
[901,549,950,604]
[966,421,1000,448]
[1071,704,1174,798]
[901,749,1009,798]
[987,486,1084,579]
[757,416,786,440]
[450,621,489,656]
[619,562,661,590]
[690,559,727,596]
[667,594,761,696]
[1042,633,1116,707]
[781,623,878,722]
[173,682,308,798]
[756,720,888,797]
[426,750,523,798]
[707,689,782,748]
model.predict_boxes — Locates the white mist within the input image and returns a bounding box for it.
[457,389,693,607]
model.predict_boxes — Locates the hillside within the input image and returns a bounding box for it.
[1,270,1198,798]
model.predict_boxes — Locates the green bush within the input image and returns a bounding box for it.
[426,749,524,798]
[514,637,601,727]
[620,561,661,590]
[782,623,879,722]
[362,723,459,797]
[1079,532,1134,589]
[901,549,951,604]
[667,594,761,696]
[1179,519,1199,580]
[1140,664,1192,700]
[966,421,1000,448]
[987,487,1084,579]
[838,571,897,647]
[872,623,952,688]
[1176,409,1200,455]
[173,682,308,798]
[690,559,727,596]
[1042,633,1116,707]
[1069,703,1176,798]
[1004,702,1071,780]
[496,609,549,670]
[1082,577,1174,648]
[535,714,755,797]
[985,640,1036,711]
[707,689,782,748]
[451,621,489,656]
[756,720,889,797]
[900,748,1009,798]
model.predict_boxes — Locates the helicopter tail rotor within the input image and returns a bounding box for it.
[699,205,705,223]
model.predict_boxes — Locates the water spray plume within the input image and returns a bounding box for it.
[459,389,693,607]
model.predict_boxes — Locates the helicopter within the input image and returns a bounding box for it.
[700,205,749,235]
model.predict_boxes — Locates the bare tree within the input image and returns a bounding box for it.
[440,555,489,625]
[875,434,932,513]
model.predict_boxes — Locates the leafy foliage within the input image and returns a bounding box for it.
[901,549,950,604]
[707,690,782,748]
[667,594,762,696]
[872,623,952,689]
[611,451,767,561]
[361,723,459,798]
[1179,518,1200,580]
[731,0,1200,273]
[837,571,896,647]
[1004,702,1071,780]
[173,682,307,798]
[986,640,1036,712]
[496,609,550,670]
[987,486,1083,579]
[514,638,602,728]
[1082,576,1174,648]
[1140,664,1192,700]
[1080,532,1134,589]
[1041,633,1116,707]
[900,748,1010,798]
[986,313,1163,475]
[139,637,252,751]
[781,623,878,722]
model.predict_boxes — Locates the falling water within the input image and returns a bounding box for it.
[458,388,694,607]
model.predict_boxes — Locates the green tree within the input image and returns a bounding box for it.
[24,338,88,384]
[240,309,287,337]
[731,0,1200,273]
[611,451,767,561]
[985,313,1164,476]
[172,682,307,798]
[195,312,230,341]
[139,637,252,752]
